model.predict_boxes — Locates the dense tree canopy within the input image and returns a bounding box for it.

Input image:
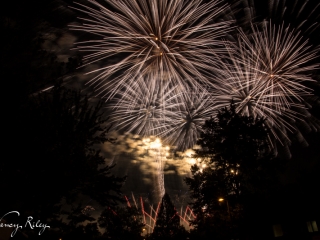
[98,206,145,240]
[185,103,280,239]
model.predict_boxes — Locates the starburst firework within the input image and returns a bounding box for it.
[108,77,179,137]
[238,21,318,106]
[70,0,320,154]
[214,20,319,146]
[70,0,232,99]
[162,87,217,151]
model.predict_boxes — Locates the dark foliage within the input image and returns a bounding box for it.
[98,206,145,240]
[185,103,280,239]
[0,85,126,223]
[0,2,128,239]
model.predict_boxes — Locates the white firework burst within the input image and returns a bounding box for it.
[237,21,318,107]
[70,0,232,99]
[108,77,180,137]
[213,21,319,146]
[214,46,297,145]
[162,87,217,151]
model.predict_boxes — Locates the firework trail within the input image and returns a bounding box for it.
[70,0,232,99]
[141,137,170,200]
[124,194,195,233]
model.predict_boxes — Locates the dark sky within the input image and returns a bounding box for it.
[3,0,320,209]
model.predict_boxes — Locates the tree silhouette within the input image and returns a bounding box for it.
[98,206,145,240]
[0,3,128,239]
[185,102,278,239]
[0,85,126,239]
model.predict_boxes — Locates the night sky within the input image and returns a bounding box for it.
[2,0,320,232]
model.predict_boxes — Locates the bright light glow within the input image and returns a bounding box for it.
[141,137,170,199]
[181,149,207,172]
[189,158,196,165]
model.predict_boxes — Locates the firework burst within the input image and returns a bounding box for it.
[70,0,232,99]
[70,0,320,155]
[214,44,298,145]
[214,20,319,146]
[238,21,318,106]
[162,87,217,151]
[108,77,179,137]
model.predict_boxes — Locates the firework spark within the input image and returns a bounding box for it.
[70,0,232,99]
